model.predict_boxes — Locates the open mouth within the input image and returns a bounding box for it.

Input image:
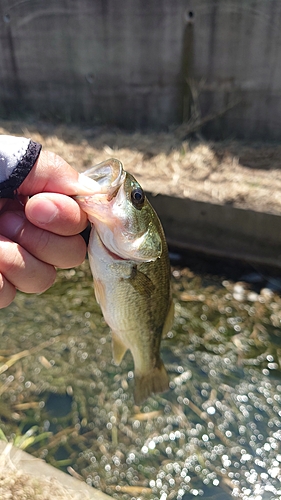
[82,158,125,196]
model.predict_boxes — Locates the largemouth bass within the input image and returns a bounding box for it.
[77,159,173,405]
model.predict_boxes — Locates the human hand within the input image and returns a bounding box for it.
[0,151,99,308]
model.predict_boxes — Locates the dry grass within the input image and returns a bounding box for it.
[0,119,281,214]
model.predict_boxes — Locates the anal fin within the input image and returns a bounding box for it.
[112,330,128,365]
[162,298,174,337]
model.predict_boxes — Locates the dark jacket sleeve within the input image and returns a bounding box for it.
[0,136,42,198]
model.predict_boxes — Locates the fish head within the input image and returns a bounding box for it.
[76,159,162,262]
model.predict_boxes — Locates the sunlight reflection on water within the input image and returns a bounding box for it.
[1,259,281,499]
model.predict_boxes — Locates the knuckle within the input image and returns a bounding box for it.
[34,228,53,255]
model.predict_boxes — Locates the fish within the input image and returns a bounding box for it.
[76,159,174,405]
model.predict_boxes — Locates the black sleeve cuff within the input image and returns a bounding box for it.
[0,140,42,199]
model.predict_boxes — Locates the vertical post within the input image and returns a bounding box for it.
[181,10,194,123]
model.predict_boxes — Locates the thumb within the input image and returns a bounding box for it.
[18,151,101,197]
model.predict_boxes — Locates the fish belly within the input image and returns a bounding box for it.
[88,226,170,404]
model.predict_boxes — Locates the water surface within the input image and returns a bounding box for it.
[1,257,281,500]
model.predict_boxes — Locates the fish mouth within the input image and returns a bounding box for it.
[77,158,126,199]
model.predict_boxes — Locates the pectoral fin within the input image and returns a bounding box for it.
[128,266,155,297]
[112,330,128,365]
[93,278,106,308]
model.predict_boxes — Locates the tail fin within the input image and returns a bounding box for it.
[134,360,169,405]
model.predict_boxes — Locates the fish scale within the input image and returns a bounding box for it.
[76,159,173,404]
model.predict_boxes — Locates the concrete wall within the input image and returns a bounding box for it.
[147,193,281,269]
[0,0,280,138]
[0,0,186,129]
[186,0,281,140]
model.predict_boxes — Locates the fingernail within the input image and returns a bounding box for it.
[28,199,59,224]
[77,173,102,194]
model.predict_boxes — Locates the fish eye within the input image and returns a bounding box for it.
[131,187,145,209]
